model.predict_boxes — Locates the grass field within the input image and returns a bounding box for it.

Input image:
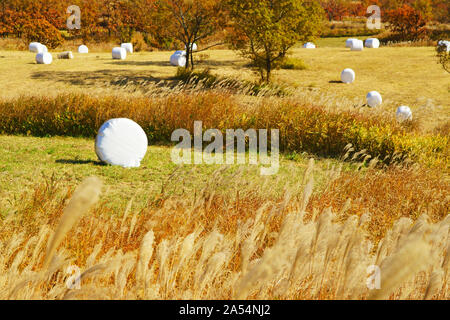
[0,135,351,215]
[0,39,448,300]
[0,44,448,131]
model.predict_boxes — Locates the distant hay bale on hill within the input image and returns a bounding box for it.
[351,40,364,51]
[346,39,357,48]
[396,106,413,122]
[341,68,355,84]
[184,43,198,51]
[35,52,52,65]
[121,43,133,54]
[366,91,382,107]
[365,38,380,48]
[78,45,89,54]
[303,42,316,49]
[29,42,44,53]
[112,47,127,60]
[170,51,187,67]
[57,51,74,59]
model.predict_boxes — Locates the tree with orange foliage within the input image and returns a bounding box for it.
[321,0,348,21]
[386,4,429,41]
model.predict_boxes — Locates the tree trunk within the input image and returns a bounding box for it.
[185,45,191,70]
[266,58,271,83]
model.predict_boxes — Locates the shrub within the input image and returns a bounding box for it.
[280,58,308,70]
[131,32,147,52]
[21,15,64,49]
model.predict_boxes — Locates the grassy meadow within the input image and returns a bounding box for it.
[0,38,449,300]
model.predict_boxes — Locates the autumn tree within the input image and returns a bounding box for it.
[227,0,324,83]
[321,0,348,21]
[155,0,226,70]
[386,4,429,41]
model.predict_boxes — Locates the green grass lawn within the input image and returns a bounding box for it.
[0,135,356,216]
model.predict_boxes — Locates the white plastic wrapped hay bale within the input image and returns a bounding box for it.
[57,51,74,59]
[341,68,355,84]
[29,42,44,53]
[184,43,198,51]
[346,39,357,48]
[95,118,148,168]
[36,52,53,64]
[303,42,316,49]
[366,91,382,107]
[170,51,186,67]
[78,45,89,53]
[121,43,133,54]
[437,40,450,52]
[41,45,48,53]
[365,38,380,48]
[351,40,364,51]
[112,47,127,60]
[396,106,412,122]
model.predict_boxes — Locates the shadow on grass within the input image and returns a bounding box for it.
[329,80,343,84]
[106,60,171,67]
[56,159,106,166]
[31,69,180,90]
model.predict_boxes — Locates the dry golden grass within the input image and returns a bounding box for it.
[0,161,448,300]
[0,44,448,131]
[0,38,448,300]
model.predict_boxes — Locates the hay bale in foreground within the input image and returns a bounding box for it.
[57,51,74,59]
[36,52,52,65]
[112,47,127,60]
[95,118,148,168]
[341,68,355,84]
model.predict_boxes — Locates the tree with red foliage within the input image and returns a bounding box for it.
[321,0,348,21]
[386,4,429,41]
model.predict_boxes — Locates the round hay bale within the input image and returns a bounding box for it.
[78,45,89,54]
[437,40,450,52]
[170,51,187,67]
[121,43,133,54]
[365,38,380,48]
[396,106,412,122]
[341,68,355,84]
[184,43,198,51]
[303,42,316,49]
[366,91,382,107]
[351,40,364,51]
[41,45,48,53]
[29,42,44,53]
[95,118,148,168]
[57,51,74,59]
[346,39,357,48]
[112,47,127,60]
[36,52,53,65]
